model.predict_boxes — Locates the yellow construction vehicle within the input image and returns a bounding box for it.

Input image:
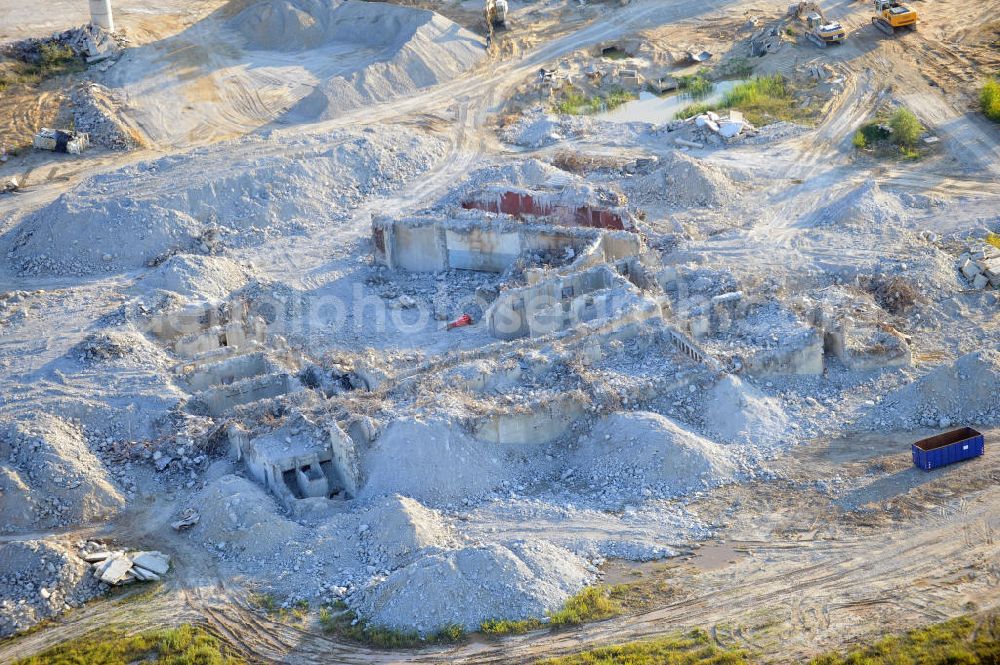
[484,0,508,32]
[792,2,846,48]
[872,0,918,35]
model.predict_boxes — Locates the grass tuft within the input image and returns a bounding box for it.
[10,624,244,665]
[481,585,631,637]
[549,586,622,628]
[0,42,84,91]
[809,614,1000,665]
[553,87,637,115]
[536,628,751,665]
[319,600,465,648]
[677,71,714,99]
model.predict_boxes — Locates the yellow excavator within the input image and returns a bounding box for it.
[792,2,846,48]
[872,0,918,35]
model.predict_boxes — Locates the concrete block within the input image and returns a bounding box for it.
[961,261,981,280]
[973,273,989,290]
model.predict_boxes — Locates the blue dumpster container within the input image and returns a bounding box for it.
[911,427,985,471]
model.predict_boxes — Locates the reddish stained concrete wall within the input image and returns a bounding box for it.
[462,191,629,231]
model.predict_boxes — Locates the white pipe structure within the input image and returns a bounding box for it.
[88,0,114,32]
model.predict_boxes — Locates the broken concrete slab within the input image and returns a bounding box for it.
[97,554,133,585]
[131,551,170,576]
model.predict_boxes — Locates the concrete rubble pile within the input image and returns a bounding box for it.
[80,546,170,585]
[71,83,144,151]
[1,24,124,66]
[958,243,1000,291]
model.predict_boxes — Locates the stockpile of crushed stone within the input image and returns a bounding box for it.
[568,411,736,497]
[0,414,123,534]
[133,254,255,301]
[352,541,593,631]
[5,127,446,275]
[808,181,909,233]
[227,0,484,121]
[360,418,516,506]
[71,82,146,151]
[359,495,458,569]
[0,539,105,637]
[704,374,791,446]
[622,150,741,208]
[193,475,308,560]
[869,348,1000,430]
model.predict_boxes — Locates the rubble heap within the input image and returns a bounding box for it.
[959,243,1000,291]
[80,545,171,585]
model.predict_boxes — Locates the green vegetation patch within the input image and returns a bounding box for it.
[482,585,636,637]
[853,106,926,159]
[810,614,1000,665]
[11,624,244,665]
[981,79,1000,123]
[535,628,751,665]
[675,74,804,124]
[677,71,715,99]
[553,87,637,115]
[720,75,798,126]
[0,42,84,92]
[318,600,465,648]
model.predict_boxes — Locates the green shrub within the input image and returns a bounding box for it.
[889,107,922,146]
[981,79,1000,122]
[11,624,244,665]
[853,122,891,150]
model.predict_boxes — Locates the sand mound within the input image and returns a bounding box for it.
[0,539,104,637]
[809,182,908,233]
[360,417,514,505]
[569,411,736,496]
[193,475,308,559]
[229,0,484,121]
[101,0,482,145]
[5,128,445,275]
[134,254,254,300]
[360,495,457,569]
[873,348,1000,429]
[624,150,739,208]
[352,541,592,631]
[0,414,124,533]
[704,375,790,445]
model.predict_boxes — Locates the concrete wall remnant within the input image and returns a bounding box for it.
[474,393,588,445]
[190,372,300,417]
[460,185,635,232]
[233,417,360,508]
[372,214,636,274]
